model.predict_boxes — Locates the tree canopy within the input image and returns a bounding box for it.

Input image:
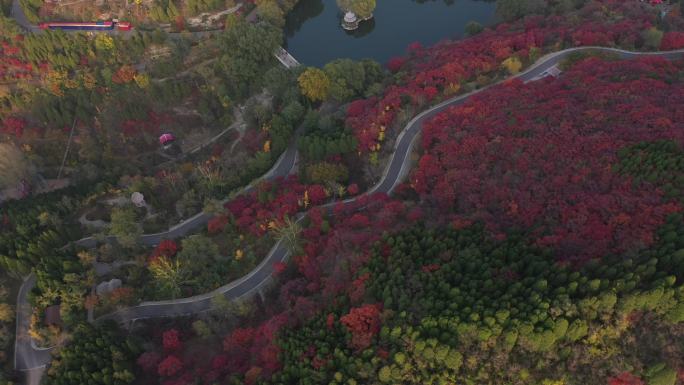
[48,322,141,385]
[219,19,282,98]
[336,0,376,19]
[298,68,331,103]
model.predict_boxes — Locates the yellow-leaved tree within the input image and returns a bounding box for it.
[149,256,188,299]
[502,56,523,75]
[298,67,331,102]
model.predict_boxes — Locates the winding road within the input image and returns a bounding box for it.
[12,125,299,383]
[9,0,684,379]
[97,46,684,325]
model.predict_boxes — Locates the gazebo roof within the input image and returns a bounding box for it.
[159,133,176,145]
[344,11,357,23]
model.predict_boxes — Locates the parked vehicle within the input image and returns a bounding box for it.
[38,20,132,31]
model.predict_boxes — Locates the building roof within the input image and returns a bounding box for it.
[344,12,357,23]
[159,133,176,145]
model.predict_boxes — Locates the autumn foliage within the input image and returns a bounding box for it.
[1,117,27,137]
[347,1,662,155]
[340,303,382,350]
[157,354,183,377]
[128,2,684,383]
[120,111,171,137]
[660,31,684,50]
[111,65,137,84]
[162,329,182,351]
[411,56,683,261]
[152,240,178,259]
[218,176,333,237]
[0,34,38,82]
[607,372,644,385]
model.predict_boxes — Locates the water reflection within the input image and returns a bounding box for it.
[284,0,325,37]
[345,17,375,38]
[285,0,497,67]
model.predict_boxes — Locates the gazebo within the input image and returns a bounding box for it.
[131,192,145,208]
[342,11,359,30]
[159,133,176,146]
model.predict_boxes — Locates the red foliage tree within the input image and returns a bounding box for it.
[224,327,255,351]
[340,304,382,350]
[326,313,335,330]
[162,329,182,351]
[421,264,440,273]
[347,213,371,229]
[661,31,684,50]
[1,117,26,137]
[607,372,644,385]
[157,355,183,377]
[156,240,178,257]
[273,261,287,275]
[109,287,134,305]
[112,65,137,84]
[387,56,406,73]
[348,273,369,304]
[308,185,327,205]
[207,215,229,234]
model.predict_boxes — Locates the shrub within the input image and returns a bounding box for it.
[647,367,677,385]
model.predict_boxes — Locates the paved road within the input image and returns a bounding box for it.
[73,138,298,248]
[9,2,684,371]
[11,0,39,33]
[11,132,298,383]
[10,0,214,37]
[14,275,53,372]
[97,46,684,325]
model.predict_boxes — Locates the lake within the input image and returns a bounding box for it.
[284,0,498,67]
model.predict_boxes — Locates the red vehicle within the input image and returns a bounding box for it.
[116,21,132,31]
[38,20,132,31]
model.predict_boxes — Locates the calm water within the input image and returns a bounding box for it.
[284,0,497,67]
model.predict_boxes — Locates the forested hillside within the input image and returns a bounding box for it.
[6,1,684,385]
[17,0,301,31]
[412,56,684,262]
[121,54,684,385]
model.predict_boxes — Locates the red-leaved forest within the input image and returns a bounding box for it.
[133,54,684,385]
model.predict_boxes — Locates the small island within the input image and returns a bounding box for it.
[337,0,376,30]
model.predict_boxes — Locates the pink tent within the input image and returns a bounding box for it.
[159,133,176,145]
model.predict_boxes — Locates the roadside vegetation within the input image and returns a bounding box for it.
[1,1,309,375]
[0,279,16,385]
[121,51,684,385]
[18,0,301,32]
[4,0,684,384]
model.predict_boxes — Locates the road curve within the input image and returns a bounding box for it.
[9,1,684,368]
[14,275,52,372]
[97,47,684,326]
[11,0,39,33]
[12,135,298,378]
[73,139,299,249]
